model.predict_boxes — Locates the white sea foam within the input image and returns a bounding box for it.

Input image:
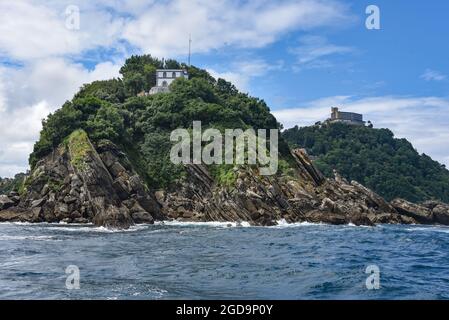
[155,219,324,229]
[406,226,449,234]
[0,221,35,226]
[156,219,326,229]
[269,219,322,228]
[272,219,375,229]
[155,220,251,228]
[345,222,373,228]
[45,224,150,233]
[0,219,374,231]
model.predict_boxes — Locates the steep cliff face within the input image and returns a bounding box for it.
[0,130,161,228]
[157,149,417,226]
[2,134,449,228]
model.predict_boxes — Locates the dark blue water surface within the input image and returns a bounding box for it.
[1,221,449,300]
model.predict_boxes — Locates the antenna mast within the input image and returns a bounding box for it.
[188,34,192,66]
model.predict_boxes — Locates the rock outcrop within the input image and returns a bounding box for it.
[1,135,449,229]
[391,199,449,225]
[157,149,421,226]
[0,192,19,210]
[0,130,161,228]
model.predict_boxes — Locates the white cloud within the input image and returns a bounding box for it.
[273,96,449,167]
[0,101,51,177]
[289,35,354,70]
[208,69,250,92]
[0,1,125,61]
[122,0,351,57]
[421,69,447,82]
[0,67,7,112]
[0,0,352,62]
[3,58,122,110]
[0,58,122,177]
[208,59,283,92]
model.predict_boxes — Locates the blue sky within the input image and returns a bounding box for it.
[0,0,448,177]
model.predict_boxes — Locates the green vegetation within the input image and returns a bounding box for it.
[0,173,27,195]
[66,129,93,171]
[29,54,285,190]
[282,123,449,203]
[75,79,127,103]
[47,178,64,193]
[119,55,181,95]
[209,164,238,187]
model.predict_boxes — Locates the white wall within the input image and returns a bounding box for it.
[156,70,186,87]
[157,78,177,87]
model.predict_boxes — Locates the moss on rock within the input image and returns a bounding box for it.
[67,130,93,171]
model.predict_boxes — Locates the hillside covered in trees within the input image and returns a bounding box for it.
[28,55,289,190]
[3,54,449,228]
[282,123,449,203]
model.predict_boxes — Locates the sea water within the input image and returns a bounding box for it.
[0,221,449,299]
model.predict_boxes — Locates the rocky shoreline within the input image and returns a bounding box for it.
[1,133,449,228]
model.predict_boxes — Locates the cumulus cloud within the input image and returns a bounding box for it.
[2,58,122,110]
[0,101,51,177]
[208,59,284,92]
[273,96,449,167]
[122,0,351,57]
[0,58,122,177]
[0,1,125,61]
[0,0,352,62]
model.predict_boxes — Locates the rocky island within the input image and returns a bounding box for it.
[1,55,449,228]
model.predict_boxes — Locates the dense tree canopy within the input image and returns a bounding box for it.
[0,173,27,195]
[282,123,449,203]
[29,55,283,189]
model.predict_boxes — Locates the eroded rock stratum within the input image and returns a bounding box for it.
[2,129,448,229]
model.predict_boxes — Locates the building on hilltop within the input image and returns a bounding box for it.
[328,107,365,126]
[147,69,189,95]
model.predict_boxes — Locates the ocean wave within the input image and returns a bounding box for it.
[45,224,150,233]
[155,219,328,229]
[105,287,167,300]
[345,222,374,228]
[57,221,94,226]
[406,226,449,234]
[269,219,322,228]
[0,235,58,241]
[0,221,94,227]
[0,221,38,226]
[0,219,377,231]
[156,219,323,229]
[271,219,376,229]
[155,220,251,228]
